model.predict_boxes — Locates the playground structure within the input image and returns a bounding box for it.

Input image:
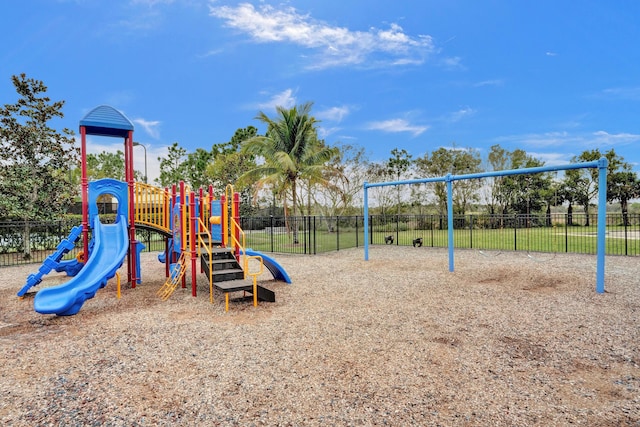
[363,159,609,293]
[19,105,291,315]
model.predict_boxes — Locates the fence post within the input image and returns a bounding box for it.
[336,216,340,251]
[303,216,307,255]
[430,215,434,247]
[270,215,274,253]
[514,214,518,251]
[395,214,399,246]
[623,213,628,256]
[565,214,568,253]
[307,216,311,255]
[469,215,473,249]
[369,215,373,245]
[355,216,359,248]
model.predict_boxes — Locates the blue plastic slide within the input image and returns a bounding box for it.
[242,249,292,284]
[33,215,129,316]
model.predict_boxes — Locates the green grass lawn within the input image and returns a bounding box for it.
[244,226,640,256]
[3,223,636,268]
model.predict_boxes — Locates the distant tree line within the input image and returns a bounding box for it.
[3,73,640,260]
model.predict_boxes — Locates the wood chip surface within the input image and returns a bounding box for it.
[1,247,638,426]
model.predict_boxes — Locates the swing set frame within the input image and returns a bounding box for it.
[363,158,609,293]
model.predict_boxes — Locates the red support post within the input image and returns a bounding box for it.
[208,184,214,243]
[171,184,177,265]
[220,194,227,247]
[126,131,137,288]
[124,133,130,283]
[199,187,204,274]
[180,181,186,289]
[190,189,197,297]
[163,186,170,278]
[80,126,89,264]
[199,187,204,224]
[233,192,240,261]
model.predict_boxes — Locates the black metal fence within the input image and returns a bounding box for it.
[240,213,640,256]
[2,213,639,267]
[0,220,165,267]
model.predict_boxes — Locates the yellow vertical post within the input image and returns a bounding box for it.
[116,272,121,299]
[253,276,257,307]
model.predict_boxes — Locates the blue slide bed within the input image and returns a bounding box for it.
[243,249,292,284]
[33,215,129,316]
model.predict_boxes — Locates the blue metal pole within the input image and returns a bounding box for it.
[447,174,454,272]
[364,182,369,261]
[596,157,608,293]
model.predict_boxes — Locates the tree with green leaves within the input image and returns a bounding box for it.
[608,170,640,226]
[206,127,259,216]
[564,149,602,226]
[365,161,397,216]
[212,126,258,157]
[85,150,127,204]
[207,149,257,191]
[568,148,640,226]
[86,151,125,181]
[563,148,636,226]
[207,127,259,190]
[156,142,187,188]
[241,102,339,243]
[498,149,551,216]
[485,144,510,217]
[0,73,78,259]
[386,148,413,214]
[540,177,563,226]
[183,148,213,189]
[415,145,482,217]
[311,143,368,218]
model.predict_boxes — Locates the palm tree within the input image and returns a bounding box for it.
[240,102,339,243]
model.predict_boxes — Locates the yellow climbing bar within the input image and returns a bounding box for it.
[157,252,188,301]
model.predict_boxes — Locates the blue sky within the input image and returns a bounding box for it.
[2,0,639,184]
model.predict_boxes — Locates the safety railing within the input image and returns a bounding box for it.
[133,182,171,234]
[229,216,265,281]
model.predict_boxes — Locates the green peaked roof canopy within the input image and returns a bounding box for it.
[79,105,134,137]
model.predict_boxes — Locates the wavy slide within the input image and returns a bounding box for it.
[243,249,292,284]
[34,215,129,316]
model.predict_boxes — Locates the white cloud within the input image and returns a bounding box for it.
[496,129,640,151]
[132,118,161,139]
[130,0,175,5]
[317,126,341,139]
[255,88,297,111]
[600,86,640,101]
[209,3,435,70]
[591,131,640,146]
[545,51,558,57]
[474,79,504,87]
[316,105,351,123]
[496,131,578,148]
[440,56,463,69]
[198,48,224,58]
[528,151,572,166]
[448,107,475,123]
[365,118,428,136]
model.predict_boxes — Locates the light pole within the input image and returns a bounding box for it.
[132,141,148,183]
